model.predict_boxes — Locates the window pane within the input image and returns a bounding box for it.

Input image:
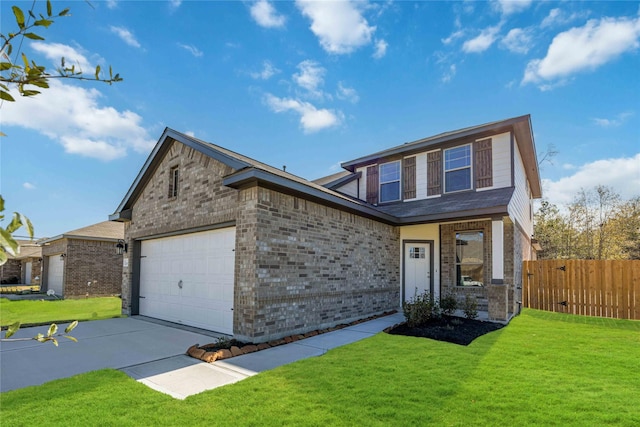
[445,146,470,170]
[456,231,484,286]
[380,182,400,202]
[380,162,400,182]
[445,168,471,192]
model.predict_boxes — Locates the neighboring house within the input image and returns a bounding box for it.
[39,221,124,298]
[0,240,42,285]
[110,114,541,342]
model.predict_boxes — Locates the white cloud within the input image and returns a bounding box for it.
[169,0,182,10]
[336,82,359,103]
[562,163,577,170]
[462,25,501,53]
[23,182,36,190]
[30,42,94,73]
[293,60,326,97]
[542,154,640,205]
[592,112,634,127]
[541,8,587,28]
[110,26,141,48]
[523,16,640,86]
[2,80,155,161]
[250,0,286,29]
[494,0,532,16]
[373,39,388,59]
[106,0,118,9]
[442,29,465,45]
[177,43,203,57]
[296,0,376,54]
[185,131,196,137]
[441,64,457,83]
[264,94,342,133]
[250,60,280,80]
[500,28,533,54]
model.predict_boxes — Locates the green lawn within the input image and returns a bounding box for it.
[1,309,639,426]
[0,297,122,327]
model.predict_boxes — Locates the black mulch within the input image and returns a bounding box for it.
[386,316,505,346]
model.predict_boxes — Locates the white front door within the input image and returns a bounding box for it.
[47,255,64,296]
[404,242,432,302]
[139,227,236,334]
[24,262,32,284]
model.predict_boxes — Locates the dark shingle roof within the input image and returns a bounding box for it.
[375,187,515,224]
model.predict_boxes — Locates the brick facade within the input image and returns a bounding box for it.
[42,238,122,298]
[122,141,400,341]
[440,220,492,311]
[0,260,21,283]
[234,186,399,342]
[21,257,42,285]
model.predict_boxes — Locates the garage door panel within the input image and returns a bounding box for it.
[139,227,235,334]
[47,255,64,296]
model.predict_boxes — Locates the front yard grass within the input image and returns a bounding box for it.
[0,297,122,327]
[2,309,639,426]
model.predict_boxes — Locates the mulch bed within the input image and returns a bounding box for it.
[385,316,505,346]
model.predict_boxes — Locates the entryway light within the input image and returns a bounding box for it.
[116,239,128,255]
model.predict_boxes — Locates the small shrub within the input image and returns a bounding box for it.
[403,291,440,327]
[439,292,458,316]
[462,294,478,319]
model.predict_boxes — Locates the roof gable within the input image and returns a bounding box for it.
[39,221,124,244]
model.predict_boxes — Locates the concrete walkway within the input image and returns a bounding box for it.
[1,313,405,398]
[121,313,405,399]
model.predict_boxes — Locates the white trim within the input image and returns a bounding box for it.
[492,220,504,281]
[443,144,473,193]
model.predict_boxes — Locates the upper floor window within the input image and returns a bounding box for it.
[379,161,401,203]
[168,166,179,198]
[444,145,471,192]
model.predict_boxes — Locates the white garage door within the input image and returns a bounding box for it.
[139,227,235,334]
[47,255,64,296]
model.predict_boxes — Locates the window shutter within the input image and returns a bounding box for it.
[403,157,416,199]
[427,151,442,196]
[474,138,493,188]
[366,165,379,204]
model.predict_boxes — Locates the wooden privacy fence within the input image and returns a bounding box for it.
[522,260,640,320]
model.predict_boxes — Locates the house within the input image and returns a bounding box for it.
[110,114,541,342]
[39,221,124,298]
[0,240,42,285]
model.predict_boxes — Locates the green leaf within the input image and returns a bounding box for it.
[47,0,52,17]
[21,53,28,69]
[47,323,58,337]
[0,196,4,212]
[20,214,34,238]
[0,228,19,256]
[64,336,78,343]
[29,79,49,89]
[5,322,21,339]
[35,334,47,343]
[58,8,70,17]
[0,62,12,71]
[22,90,41,97]
[12,6,25,30]
[0,250,7,265]
[0,90,15,102]
[24,33,45,41]
[6,213,23,234]
[34,19,53,28]
[51,338,58,347]
[65,320,79,333]
[94,65,101,80]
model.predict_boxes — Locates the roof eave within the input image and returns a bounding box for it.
[396,205,510,225]
[110,128,251,219]
[223,168,397,225]
[341,114,533,171]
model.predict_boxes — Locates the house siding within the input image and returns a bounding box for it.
[234,186,400,342]
[489,132,511,190]
[508,138,534,236]
[333,179,358,198]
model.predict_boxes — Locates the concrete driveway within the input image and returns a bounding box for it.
[0,317,220,392]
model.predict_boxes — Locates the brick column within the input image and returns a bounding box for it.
[487,283,508,321]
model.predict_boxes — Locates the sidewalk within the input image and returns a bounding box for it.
[121,312,405,399]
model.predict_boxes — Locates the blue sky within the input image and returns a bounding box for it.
[1,0,639,238]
